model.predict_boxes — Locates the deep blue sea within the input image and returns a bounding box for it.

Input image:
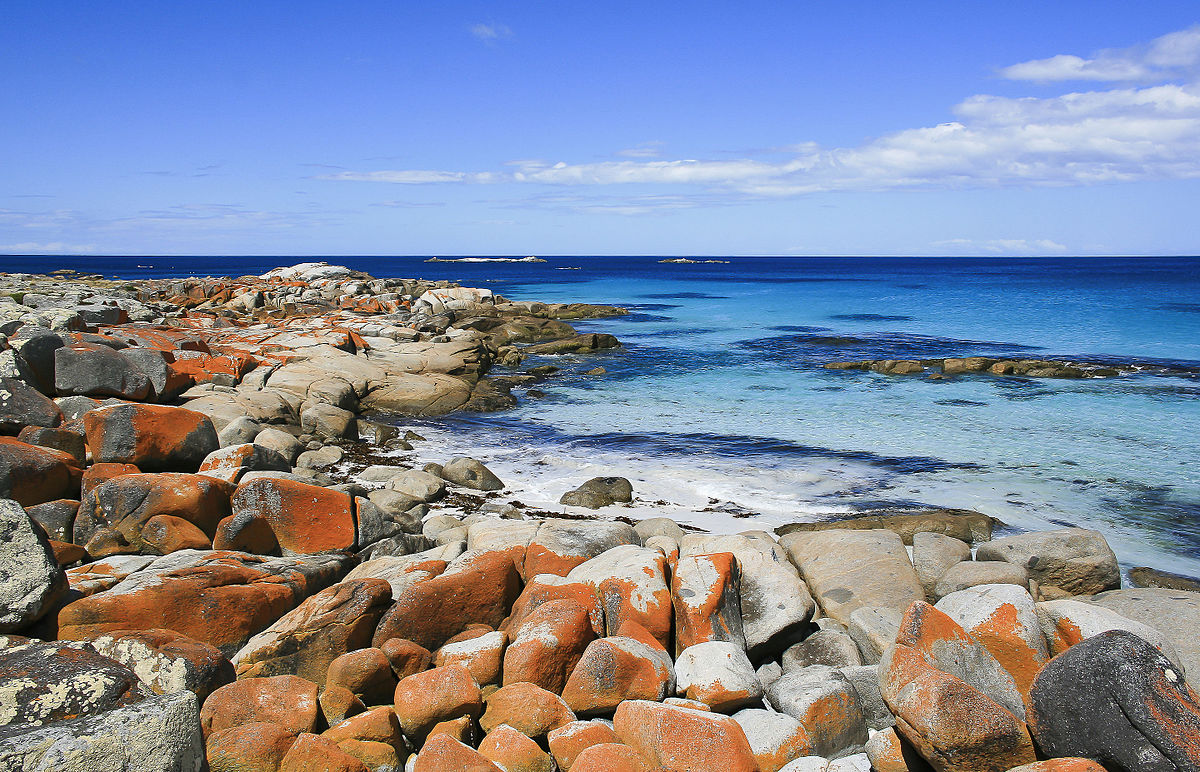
[6,254,1200,575]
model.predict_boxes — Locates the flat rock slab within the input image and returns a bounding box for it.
[1087,588,1200,688]
[776,510,995,545]
[56,549,350,657]
[780,529,923,626]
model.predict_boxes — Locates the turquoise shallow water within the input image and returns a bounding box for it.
[11,254,1200,574]
[398,256,1200,577]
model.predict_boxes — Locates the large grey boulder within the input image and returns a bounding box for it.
[0,690,204,772]
[559,476,633,508]
[847,606,903,665]
[682,534,816,658]
[839,664,893,730]
[766,665,868,758]
[253,427,303,465]
[0,499,67,633]
[0,377,62,435]
[1028,630,1200,772]
[441,456,504,491]
[675,641,763,711]
[387,469,446,502]
[299,403,357,440]
[54,345,153,401]
[0,640,144,728]
[217,416,262,448]
[975,527,1119,597]
[931,560,1028,600]
[911,532,969,598]
[780,529,923,626]
[783,629,862,671]
[8,327,64,395]
[119,348,187,401]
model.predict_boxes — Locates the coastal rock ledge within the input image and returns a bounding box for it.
[0,263,1198,771]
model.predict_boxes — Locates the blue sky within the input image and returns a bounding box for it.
[2,1,1199,256]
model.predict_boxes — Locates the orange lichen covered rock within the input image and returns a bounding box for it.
[879,643,1036,772]
[935,584,1050,702]
[204,721,298,772]
[504,575,605,638]
[319,685,365,725]
[436,629,507,686]
[213,512,280,554]
[379,637,432,679]
[1005,761,1107,771]
[200,674,320,739]
[548,720,622,771]
[480,681,577,739]
[0,436,82,506]
[325,647,398,706]
[503,598,597,694]
[895,600,1027,721]
[670,551,746,655]
[230,477,357,555]
[427,714,475,745]
[522,520,640,580]
[83,403,219,472]
[478,724,557,772]
[372,549,523,651]
[80,462,140,500]
[731,708,813,772]
[233,578,392,685]
[56,549,348,656]
[613,700,759,772]
[864,726,927,772]
[561,631,675,715]
[393,663,482,741]
[140,514,212,553]
[322,706,407,768]
[567,545,673,648]
[280,732,369,772]
[413,734,503,772]
[570,743,653,772]
[74,472,231,556]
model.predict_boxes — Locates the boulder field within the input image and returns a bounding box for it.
[1,264,1199,772]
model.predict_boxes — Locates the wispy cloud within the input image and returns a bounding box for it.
[321,26,1200,200]
[617,141,666,158]
[932,238,1068,255]
[370,200,446,208]
[496,192,715,216]
[0,241,97,254]
[470,23,512,41]
[1001,25,1200,82]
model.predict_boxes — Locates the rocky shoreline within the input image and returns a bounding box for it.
[1,262,1198,771]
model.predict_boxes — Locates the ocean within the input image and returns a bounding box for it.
[8,254,1200,576]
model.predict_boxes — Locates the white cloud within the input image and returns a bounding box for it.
[470,23,511,41]
[1001,25,1200,82]
[322,26,1200,199]
[932,238,1068,255]
[617,142,666,158]
[0,241,97,254]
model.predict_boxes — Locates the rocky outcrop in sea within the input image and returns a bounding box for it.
[0,262,1197,771]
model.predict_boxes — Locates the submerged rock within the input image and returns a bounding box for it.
[559,476,634,508]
